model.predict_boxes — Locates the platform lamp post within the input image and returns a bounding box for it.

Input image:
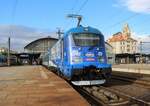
[139,41,142,77]
[7,37,10,66]
[140,41,143,64]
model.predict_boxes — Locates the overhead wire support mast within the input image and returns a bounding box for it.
[7,37,10,66]
[7,0,18,66]
[56,28,64,39]
[140,41,150,63]
[67,14,82,27]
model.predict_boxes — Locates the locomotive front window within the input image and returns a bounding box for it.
[72,33,100,46]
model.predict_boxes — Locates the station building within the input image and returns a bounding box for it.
[0,47,17,54]
[105,42,115,64]
[107,24,137,54]
[24,37,58,57]
[107,24,140,64]
[21,37,58,65]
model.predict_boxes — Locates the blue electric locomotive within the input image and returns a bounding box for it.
[46,25,111,86]
[43,15,112,85]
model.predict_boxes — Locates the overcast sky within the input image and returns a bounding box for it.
[0,25,58,51]
[0,0,149,52]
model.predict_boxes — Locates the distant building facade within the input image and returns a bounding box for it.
[105,42,115,64]
[0,47,17,54]
[0,47,7,53]
[107,24,137,54]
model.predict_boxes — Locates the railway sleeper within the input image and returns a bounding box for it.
[83,86,126,105]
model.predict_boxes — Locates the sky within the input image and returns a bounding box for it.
[0,0,150,52]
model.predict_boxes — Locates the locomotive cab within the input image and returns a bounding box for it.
[69,33,105,64]
[64,26,112,85]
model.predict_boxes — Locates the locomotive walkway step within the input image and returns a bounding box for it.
[0,66,89,106]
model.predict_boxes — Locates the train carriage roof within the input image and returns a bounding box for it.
[64,26,103,37]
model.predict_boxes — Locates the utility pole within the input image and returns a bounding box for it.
[7,37,10,66]
[56,28,64,39]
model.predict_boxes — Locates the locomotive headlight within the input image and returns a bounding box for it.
[98,52,104,62]
[96,48,99,51]
[72,57,82,63]
[71,50,82,63]
[99,57,104,63]
[98,52,102,56]
[78,47,81,51]
[72,50,80,56]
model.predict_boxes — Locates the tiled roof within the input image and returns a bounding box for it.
[108,32,127,42]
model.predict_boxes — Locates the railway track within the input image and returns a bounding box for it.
[45,66,150,106]
[73,75,150,106]
[112,74,150,87]
[74,85,150,106]
[74,86,129,106]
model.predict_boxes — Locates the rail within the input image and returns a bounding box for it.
[74,85,150,106]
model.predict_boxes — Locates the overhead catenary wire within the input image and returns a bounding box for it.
[7,0,18,66]
[9,0,18,37]
[64,0,79,30]
[129,8,150,32]
[64,0,89,30]
[103,13,139,31]
[76,0,89,14]
[11,0,18,23]
[109,6,149,30]
[104,10,150,42]
[103,8,150,32]
[130,15,150,33]
[95,8,145,38]
[70,0,79,13]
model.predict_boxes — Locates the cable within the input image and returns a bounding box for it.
[64,0,89,30]
[103,6,150,31]
[64,0,79,30]
[11,0,18,24]
[8,0,18,49]
[9,0,18,35]
[71,0,79,14]
[76,0,89,14]
[131,17,150,33]
[103,13,139,31]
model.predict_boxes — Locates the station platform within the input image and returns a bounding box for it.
[112,71,150,82]
[0,66,89,106]
[112,64,150,75]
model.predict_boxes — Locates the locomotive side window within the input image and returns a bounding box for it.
[72,33,101,46]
